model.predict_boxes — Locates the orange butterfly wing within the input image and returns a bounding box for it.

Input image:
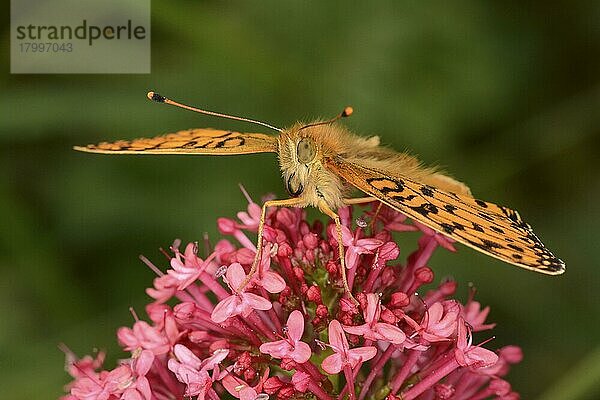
[74,128,277,155]
[326,156,565,275]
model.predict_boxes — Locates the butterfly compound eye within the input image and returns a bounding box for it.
[297,138,316,164]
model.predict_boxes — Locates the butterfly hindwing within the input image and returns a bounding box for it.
[74,128,277,155]
[327,157,565,275]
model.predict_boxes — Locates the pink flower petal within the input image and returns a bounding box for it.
[457,346,499,368]
[327,320,349,354]
[135,376,152,400]
[291,341,311,364]
[340,225,354,246]
[239,387,259,400]
[347,346,378,368]
[356,238,384,251]
[173,344,202,370]
[210,295,240,323]
[241,293,272,313]
[321,353,343,374]
[260,271,286,293]
[122,388,143,400]
[343,324,370,336]
[427,302,444,322]
[364,293,380,324]
[291,371,311,392]
[134,350,154,376]
[259,340,291,359]
[455,318,499,368]
[225,263,246,290]
[373,323,406,344]
[286,310,305,342]
[201,348,229,371]
[346,248,360,269]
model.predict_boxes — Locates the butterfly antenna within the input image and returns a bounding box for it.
[299,106,353,131]
[147,91,282,132]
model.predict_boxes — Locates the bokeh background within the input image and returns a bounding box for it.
[2,1,599,399]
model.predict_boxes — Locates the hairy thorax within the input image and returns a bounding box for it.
[277,122,473,212]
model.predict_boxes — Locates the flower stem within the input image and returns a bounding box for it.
[344,364,357,400]
[277,256,301,295]
[390,349,420,393]
[229,317,262,346]
[259,287,283,333]
[153,357,181,396]
[300,360,326,382]
[308,378,335,400]
[362,261,383,293]
[187,284,214,310]
[359,345,395,400]
[233,229,256,251]
[199,271,230,300]
[469,386,496,400]
[399,236,437,293]
[247,312,277,340]
[401,357,460,400]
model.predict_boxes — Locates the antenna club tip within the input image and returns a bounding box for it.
[147,91,166,103]
[342,106,353,117]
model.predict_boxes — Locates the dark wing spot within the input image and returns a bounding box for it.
[212,131,235,139]
[475,199,488,208]
[412,203,438,216]
[444,204,457,214]
[477,212,494,222]
[452,222,466,231]
[218,137,245,148]
[490,226,505,234]
[518,220,533,230]
[500,206,522,222]
[512,253,523,260]
[420,186,435,197]
[366,177,405,193]
[181,141,198,148]
[481,239,503,250]
[472,223,485,233]
[393,194,417,202]
[507,244,524,253]
[440,223,455,234]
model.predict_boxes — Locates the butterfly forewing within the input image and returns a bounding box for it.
[74,128,277,155]
[327,157,565,275]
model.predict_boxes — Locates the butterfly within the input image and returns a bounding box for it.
[75,92,565,301]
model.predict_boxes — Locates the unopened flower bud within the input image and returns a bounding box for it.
[217,217,237,234]
[306,285,322,303]
[263,377,285,394]
[390,292,410,308]
[415,266,434,284]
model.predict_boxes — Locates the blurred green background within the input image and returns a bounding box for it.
[2,1,599,398]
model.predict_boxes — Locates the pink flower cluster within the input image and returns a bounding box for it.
[62,192,523,400]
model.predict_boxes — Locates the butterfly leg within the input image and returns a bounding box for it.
[318,200,360,305]
[343,196,378,205]
[237,197,304,292]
